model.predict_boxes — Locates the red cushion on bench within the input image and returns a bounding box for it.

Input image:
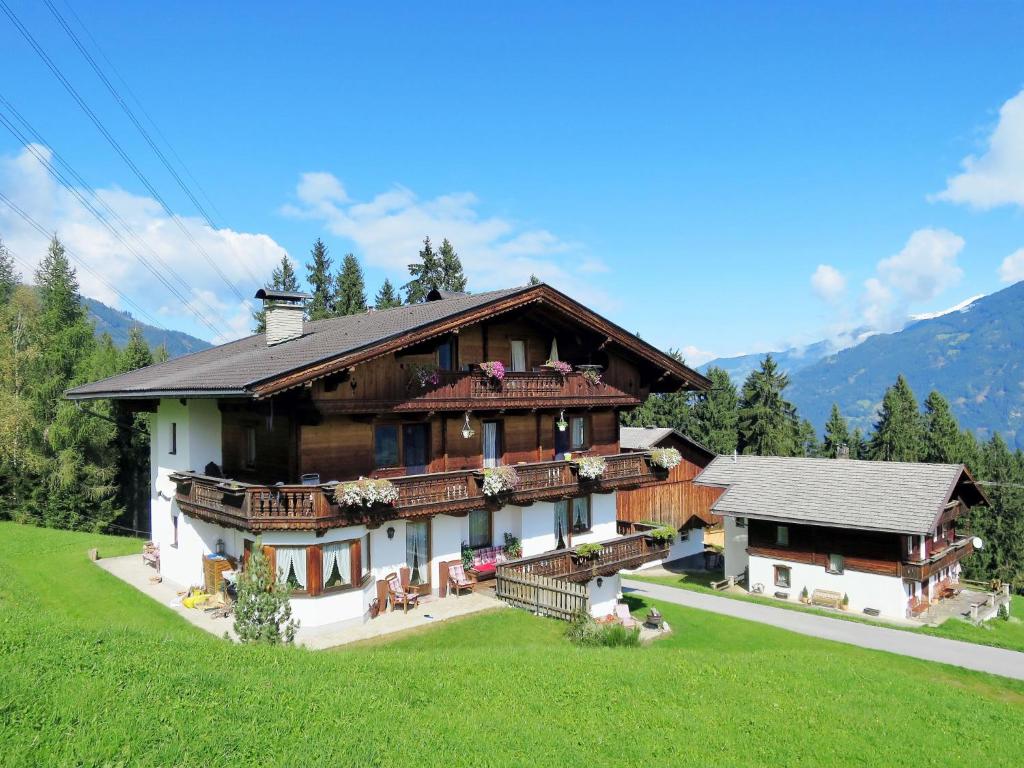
[473,562,497,575]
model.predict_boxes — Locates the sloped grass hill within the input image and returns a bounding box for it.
[1,522,1022,767]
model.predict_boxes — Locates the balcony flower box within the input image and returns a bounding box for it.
[573,542,603,562]
[477,361,506,382]
[480,466,519,497]
[543,360,573,377]
[406,363,441,391]
[647,447,682,471]
[576,364,603,386]
[573,456,607,481]
[334,477,399,508]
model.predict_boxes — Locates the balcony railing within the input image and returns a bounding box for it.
[170,452,663,533]
[900,537,974,582]
[497,532,671,584]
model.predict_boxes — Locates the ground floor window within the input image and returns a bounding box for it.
[407,521,430,586]
[276,546,307,591]
[469,509,491,549]
[323,541,352,589]
[827,553,844,574]
[774,564,791,588]
[171,514,179,548]
[554,496,591,548]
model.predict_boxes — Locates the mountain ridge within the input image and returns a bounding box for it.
[84,297,211,358]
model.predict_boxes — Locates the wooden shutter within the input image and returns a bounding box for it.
[306,545,322,597]
[262,545,276,582]
[350,538,362,584]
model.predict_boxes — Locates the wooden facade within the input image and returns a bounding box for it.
[617,432,723,532]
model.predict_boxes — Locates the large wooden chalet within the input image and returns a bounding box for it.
[68,284,709,626]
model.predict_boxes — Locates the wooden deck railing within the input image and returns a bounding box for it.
[170,452,663,533]
[497,532,670,584]
[900,537,973,582]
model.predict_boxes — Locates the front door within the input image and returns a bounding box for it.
[402,424,429,474]
[554,419,570,460]
[483,421,501,468]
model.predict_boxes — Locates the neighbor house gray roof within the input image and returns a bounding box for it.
[694,455,983,535]
[619,426,715,458]
[67,287,528,400]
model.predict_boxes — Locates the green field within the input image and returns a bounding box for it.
[1,522,1023,767]
[630,570,1024,653]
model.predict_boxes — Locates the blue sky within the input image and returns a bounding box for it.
[2,2,1023,360]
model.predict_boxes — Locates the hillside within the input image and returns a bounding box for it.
[84,297,210,358]
[702,337,842,386]
[785,282,1024,448]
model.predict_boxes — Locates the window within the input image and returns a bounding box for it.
[171,514,179,548]
[907,535,914,557]
[374,425,400,468]
[774,565,791,588]
[735,517,747,529]
[510,340,526,372]
[469,509,491,549]
[775,525,789,547]
[436,337,456,371]
[322,541,352,589]
[169,422,177,455]
[571,496,591,533]
[570,416,586,450]
[827,553,845,574]
[276,546,307,591]
[483,421,501,468]
[554,500,570,549]
[245,426,257,469]
[932,527,938,543]
[406,521,430,586]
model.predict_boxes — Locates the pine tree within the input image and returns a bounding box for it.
[737,355,798,456]
[797,418,820,457]
[306,238,334,320]
[689,366,738,455]
[869,375,923,462]
[253,255,300,332]
[116,326,154,533]
[922,390,962,464]
[528,273,541,286]
[334,253,367,316]
[823,404,850,458]
[0,237,17,304]
[234,539,298,644]
[437,238,467,292]
[849,428,868,459]
[404,236,443,303]
[965,434,1024,587]
[620,350,693,435]
[374,278,402,310]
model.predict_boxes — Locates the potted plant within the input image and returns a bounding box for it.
[478,360,506,383]
[556,410,568,432]
[799,586,809,604]
[544,359,572,377]
[647,447,682,471]
[461,542,475,569]
[406,362,440,391]
[576,364,603,386]
[841,593,850,611]
[481,466,519,497]
[574,456,607,481]
[648,526,676,545]
[574,542,603,562]
[502,532,522,559]
[334,477,399,508]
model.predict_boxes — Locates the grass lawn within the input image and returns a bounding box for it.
[629,569,1024,653]
[1,522,1023,767]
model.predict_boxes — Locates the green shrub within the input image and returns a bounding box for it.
[565,609,640,647]
[575,542,603,559]
[461,542,474,569]
[233,537,298,645]
[649,526,676,543]
[502,532,522,559]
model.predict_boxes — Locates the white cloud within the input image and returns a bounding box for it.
[876,228,964,301]
[934,88,1024,209]
[810,264,846,303]
[998,247,1024,284]
[678,344,717,367]
[0,145,286,342]
[281,171,615,310]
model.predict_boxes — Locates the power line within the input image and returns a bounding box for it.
[0,0,253,308]
[0,93,227,326]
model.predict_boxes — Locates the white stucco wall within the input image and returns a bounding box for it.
[631,527,706,571]
[587,572,622,618]
[748,554,908,619]
[519,494,619,557]
[723,516,749,579]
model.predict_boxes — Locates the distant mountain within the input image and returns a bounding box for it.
[85,297,211,358]
[702,337,845,387]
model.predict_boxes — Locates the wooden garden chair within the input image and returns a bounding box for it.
[447,563,474,597]
[386,572,420,613]
[614,603,640,629]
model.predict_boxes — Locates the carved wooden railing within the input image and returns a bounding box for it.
[498,532,670,584]
[392,371,639,411]
[169,452,662,532]
[900,538,973,582]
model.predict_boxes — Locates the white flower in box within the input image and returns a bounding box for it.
[648,447,682,470]
[574,456,607,480]
[482,466,519,496]
[335,477,398,508]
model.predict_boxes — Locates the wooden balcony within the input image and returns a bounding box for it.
[900,537,974,582]
[497,532,671,584]
[170,452,665,533]
[318,370,641,414]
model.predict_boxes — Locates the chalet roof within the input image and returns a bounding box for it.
[67,283,711,400]
[619,426,715,459]
[694,455,985,535]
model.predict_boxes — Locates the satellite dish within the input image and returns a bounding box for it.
[972,536,984,550]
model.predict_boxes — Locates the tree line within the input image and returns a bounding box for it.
[253,235,468,331]
[623,353,1024,589]
[0,236,159,534]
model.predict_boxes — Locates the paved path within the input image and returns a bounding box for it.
[623,578,1024,681]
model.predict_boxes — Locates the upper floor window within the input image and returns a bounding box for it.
[169,422,177,455]
[570,416,586,450]
[436,337,456,371]
[374,425,400,468]
[510,340,526,372]
[775,525,789,547]
[244,426,257,469]
[827,553,845,574]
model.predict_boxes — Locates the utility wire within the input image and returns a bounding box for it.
[1,0,252,308]
[0,94,226,326]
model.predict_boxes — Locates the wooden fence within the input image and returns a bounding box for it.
[495,568,589,621]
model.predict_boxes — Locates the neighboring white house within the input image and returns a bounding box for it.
[695,455,995,621]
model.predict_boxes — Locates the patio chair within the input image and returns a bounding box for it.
[614,603,640,629]
[385,572,420,614]
[447,563,474,597]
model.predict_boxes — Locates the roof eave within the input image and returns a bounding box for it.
[65,388,249,401]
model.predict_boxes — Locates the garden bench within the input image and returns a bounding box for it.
[710,577,733,591]
[468,546,507,581]
[811,589,843,609]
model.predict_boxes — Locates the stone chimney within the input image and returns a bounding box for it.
[255,288,310,346]
[836,443,850,460]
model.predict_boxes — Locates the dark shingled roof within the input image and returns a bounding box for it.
[67,287,528,399]
[695,455,985,535]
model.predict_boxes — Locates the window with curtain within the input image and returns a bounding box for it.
[483,421,500,468]
[360,533,370,576]
[554,500,569,549]
[774,565,791,588]
[469,509,491,549]
[322,541,352,589]
[570,416,586,449]
[571,496,591,533]
[827,553,845,574]
[276,546,307,591]
[407,521,429,586]
[775,525,789,546]
[374,425,399,468]
[510,340,526,372]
